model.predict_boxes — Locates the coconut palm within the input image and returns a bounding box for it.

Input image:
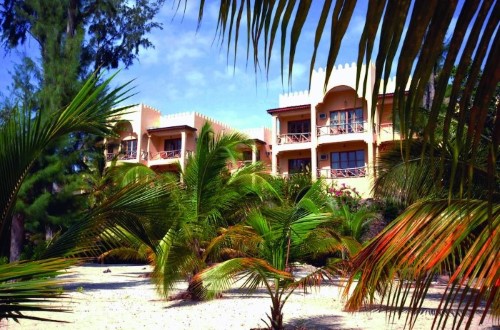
[0,72,135,321]
[186,1,499,327]
[190,180,359,330]
[152,122,276,299]
[327,200,377,244]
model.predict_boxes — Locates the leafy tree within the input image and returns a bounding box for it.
[0,0,165,75]
[189,1,499,328]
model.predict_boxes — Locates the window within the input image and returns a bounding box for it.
[331,150,365,177]
[242,150,260,161]
[330,108,364,133]
[288,119,310,133]
[121,139,137,159]
[162,138,182,159]
[288,158,311,174]
[164,138,181,151]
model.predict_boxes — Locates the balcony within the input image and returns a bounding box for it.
[147,149,194,167]
[106,151,137,161]
[317,166,367,179]
[277,132,312,144]
[317,121,367,136]
[149,149,181,160]
[317,122,368,144]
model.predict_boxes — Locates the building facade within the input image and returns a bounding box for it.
[107,63,403,197]
[105,104,272,174]
[268,62,402,197]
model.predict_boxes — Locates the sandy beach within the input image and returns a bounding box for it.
[1,264,497,330]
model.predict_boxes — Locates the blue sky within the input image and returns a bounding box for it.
[0,2,371,130]
[109,2,370,129]
[0,2,465,130]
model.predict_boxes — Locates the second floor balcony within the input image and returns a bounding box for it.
[277,132,312,144]
[106,151,137,161]
[149,149,181,160]
[317,166,367,179]
[317,121,367,136]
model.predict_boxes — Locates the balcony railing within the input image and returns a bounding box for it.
[317,122,366,136]
[106,151,137,161]
[277,132,311,144]
[317,166,367,178]
[150,149,182,160]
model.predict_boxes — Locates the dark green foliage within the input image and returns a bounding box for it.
[152,122,275,298]
[0,0,165,74]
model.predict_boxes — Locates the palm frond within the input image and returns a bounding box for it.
[43,179,171,258]
[0,258,76,322]
[0,72,133,249]
[344,199,500,329]
[191,257,293,300]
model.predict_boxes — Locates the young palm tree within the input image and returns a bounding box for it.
[190,180,359,330]
[327,201,377,244]
[185,1,499,328]
[152,122,276,299]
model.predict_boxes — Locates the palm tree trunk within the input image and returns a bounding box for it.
[186,238,204,300]
[269,296,284,330]
[10,213,24,262]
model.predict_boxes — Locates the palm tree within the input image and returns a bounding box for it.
[80,154,161,263]
[190,180,358,330]
[151,122,276,299]
[0,72,134,321]
[186,1,499,328]
[327,201,377,244]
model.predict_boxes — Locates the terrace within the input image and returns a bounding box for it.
[277,132,312,144]
[106,151,138,161]
[316,121,367,136]
[317,166,367,179]
[149,149,182,160]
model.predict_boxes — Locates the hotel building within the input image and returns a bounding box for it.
[106,62,403,197]
[267,62,402,197]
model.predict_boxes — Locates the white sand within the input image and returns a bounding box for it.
[1,264,497,329]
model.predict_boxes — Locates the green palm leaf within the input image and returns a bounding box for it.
[0,71,133,250]
[152,122,274,298]
[0,258,76,322]
[191,257,293,300]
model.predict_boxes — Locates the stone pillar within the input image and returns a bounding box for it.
[367,142,374,177]
[146,134,151,161]
[252,144,257,164]
[180,131,187,174]
[310,104,318,181]
[272,152,279,176]
[271,116,278,175]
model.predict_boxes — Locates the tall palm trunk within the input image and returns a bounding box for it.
[9,213,24,262]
